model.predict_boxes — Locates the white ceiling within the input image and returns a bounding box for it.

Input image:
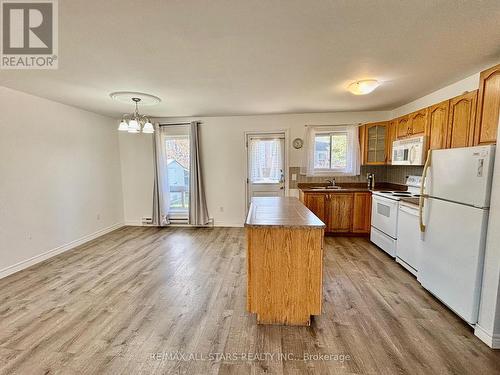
[1,0,500,118]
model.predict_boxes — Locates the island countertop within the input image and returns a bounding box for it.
[245,197,325,228]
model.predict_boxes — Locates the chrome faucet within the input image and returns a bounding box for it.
[325,178,336,187]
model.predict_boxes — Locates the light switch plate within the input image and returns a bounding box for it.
[292,174,297,181]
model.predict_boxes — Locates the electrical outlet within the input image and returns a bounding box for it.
[292,173,297,181]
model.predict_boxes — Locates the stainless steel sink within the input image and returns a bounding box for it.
[309,186,342,190]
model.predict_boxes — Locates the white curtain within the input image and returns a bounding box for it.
[189,122,210,225]
[152,123,171,226]
[302,124,361,177]
[249,138,283,182]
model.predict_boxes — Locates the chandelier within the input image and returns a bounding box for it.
[117,97,154,133]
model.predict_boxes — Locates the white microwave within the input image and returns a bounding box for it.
[392,136,426,165]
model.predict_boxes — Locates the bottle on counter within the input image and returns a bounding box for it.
[367,173,375,190]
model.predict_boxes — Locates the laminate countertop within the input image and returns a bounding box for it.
[299,187,374,193]
[245,197,325,228]
[297,182,407,193]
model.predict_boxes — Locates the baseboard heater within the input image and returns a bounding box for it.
[142,217,215,227]
[169,217,215,227]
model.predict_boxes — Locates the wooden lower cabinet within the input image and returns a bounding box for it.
[326,193,353,233]
[352,192,372,233]
[302,193,327,223]
[300,191,371,235]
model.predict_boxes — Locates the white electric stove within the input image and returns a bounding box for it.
[370,176,422,257]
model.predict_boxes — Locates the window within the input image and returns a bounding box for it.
[305,125,360,176]
[165,134,190,213]
[249,138,283,183]
[313,133,348,170]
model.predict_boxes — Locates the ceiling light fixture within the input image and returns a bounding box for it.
[117,97,154,134]
[347,79,380,95]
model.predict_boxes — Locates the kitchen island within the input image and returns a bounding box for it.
[245,197,325,325]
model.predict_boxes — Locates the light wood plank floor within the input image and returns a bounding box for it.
[1,226,499,374]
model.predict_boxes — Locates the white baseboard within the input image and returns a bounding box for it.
[0,222,124,280]
[474,324,500,349]
[214,222,244,228]
[124,221,144,226]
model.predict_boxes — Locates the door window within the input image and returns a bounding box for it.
[249,138,283,183]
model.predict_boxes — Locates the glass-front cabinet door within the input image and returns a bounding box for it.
[366,122,387,164]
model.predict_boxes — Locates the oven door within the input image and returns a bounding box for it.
[371,195,399,238]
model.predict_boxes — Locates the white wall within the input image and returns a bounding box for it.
[0,87,124,278]
[391,73,480,118]
[119,111,391,226]
[119,133,155,225]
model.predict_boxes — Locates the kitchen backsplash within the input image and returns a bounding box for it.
[289,165,424,188]
[385,165,424,184]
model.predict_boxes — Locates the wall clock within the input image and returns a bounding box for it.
[292,138,304,149]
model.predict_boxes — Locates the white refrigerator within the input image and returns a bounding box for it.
[418,145,495,325]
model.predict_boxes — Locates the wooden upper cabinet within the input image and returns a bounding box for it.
[427,100,450,150]
[408,108,428,136]
[352,192,372,233]
[303,193,326,224]
[397,115,410,138]
[474,64,500,145]
[447,91,477,148]
[386,119,398,164]
[326,193,353,233]
[359,125,366,165]
[364,122,388,165]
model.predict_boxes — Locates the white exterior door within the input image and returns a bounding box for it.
[247,133,285,206]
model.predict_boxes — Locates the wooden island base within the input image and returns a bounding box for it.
[245,197,325,326]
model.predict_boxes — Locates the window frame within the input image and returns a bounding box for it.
[304,125,360,177]
[312,131,349,172]
[164,131,190,216]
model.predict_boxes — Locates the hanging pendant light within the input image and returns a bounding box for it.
[116,97,155,134]
[117,120,128,131]
[142,121,154,134]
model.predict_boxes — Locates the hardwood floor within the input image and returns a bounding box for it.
[1,226,499,374]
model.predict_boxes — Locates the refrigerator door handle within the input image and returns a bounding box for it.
[419,150,432,232]
[477,158,484,177]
